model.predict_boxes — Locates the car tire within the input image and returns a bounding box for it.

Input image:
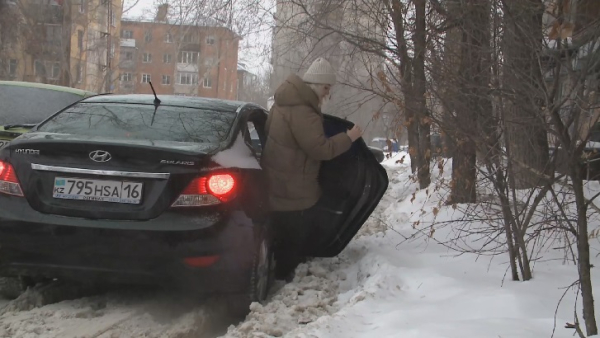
[0,276,27,300]
[226,228,274,318]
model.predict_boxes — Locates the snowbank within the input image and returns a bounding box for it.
[223,158,593,338]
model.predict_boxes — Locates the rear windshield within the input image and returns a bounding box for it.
[0,85,85,125]
[36,103,237,143]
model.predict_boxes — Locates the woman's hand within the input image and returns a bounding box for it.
[347,125,363,142]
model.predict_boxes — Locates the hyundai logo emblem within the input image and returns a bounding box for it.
[89,150,112,163]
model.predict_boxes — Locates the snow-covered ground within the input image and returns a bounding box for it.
[1,151,598,338]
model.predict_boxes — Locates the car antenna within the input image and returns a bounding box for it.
[148,81,161,126]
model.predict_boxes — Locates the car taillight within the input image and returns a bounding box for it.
[0,160,23,196]
[172,173,237,207]
[207,174,235,196]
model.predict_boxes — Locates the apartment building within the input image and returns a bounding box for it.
[0,0,122,93]
[237,62,257,99]
[270,0,392,144]
[117,18,239,100]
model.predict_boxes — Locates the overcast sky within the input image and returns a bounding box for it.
[122,0,273,76]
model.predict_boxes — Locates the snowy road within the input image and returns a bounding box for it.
[0,286,236,337]
[1,154,595,338]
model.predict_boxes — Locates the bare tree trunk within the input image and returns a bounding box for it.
[502,0,550,189]
[413,0,430,189]
[572,166,598,335]
[495,173,521,281]
[406,103,420,174]
[449,0,488,203]
[440,0,461,160]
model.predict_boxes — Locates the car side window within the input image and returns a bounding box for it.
[242,109,268,159]
[247,121,262,157]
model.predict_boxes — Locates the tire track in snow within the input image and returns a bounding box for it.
[0,287,238,338]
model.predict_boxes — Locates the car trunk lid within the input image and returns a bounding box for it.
[6,134,219,220]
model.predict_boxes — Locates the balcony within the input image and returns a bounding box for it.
[121,39,136,48]
[119,60,136,69]
[27,5,64,24]
[180,43,201,52]
[176,63,198,72]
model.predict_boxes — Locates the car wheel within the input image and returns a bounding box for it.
[0,276,27,300]
[227,230,273,318]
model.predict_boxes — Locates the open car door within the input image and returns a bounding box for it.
[248,110,389,258]
[306,115,389,257]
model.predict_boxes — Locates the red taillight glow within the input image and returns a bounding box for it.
[181,177,209,195]
[207,174,235,196]
[0,160,24,196]
[183,255,220,268]
[171,173,237,208]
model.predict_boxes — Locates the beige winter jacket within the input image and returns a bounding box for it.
[261,74,352,211]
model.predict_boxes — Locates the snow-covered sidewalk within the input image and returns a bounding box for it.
[0,153,596,338]
[224,153,593,338]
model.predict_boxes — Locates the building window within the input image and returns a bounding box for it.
[110,42,115,59]
[162,75,170,85]
[87,30,96,48]
[141,73,151,83]
[142,53,152,63]
[8,59,17,76]
[124,51,133,60]
[121,72,132,82]
[79,0,85,13]
[203,76,212,88]
[164,33,173,43]
[177,72,198,85]
[46,25,62,46]
[178,51,198,64]
[206,36,215,45]
[49,62,60,79]
[34,60,45,76]
[111,11,116,27]
[77,30,84,51]
[144,31,152,42]
[121,30,133,39]
[183,33,194,43]
[76,64,83,83]
[163,53,171,63]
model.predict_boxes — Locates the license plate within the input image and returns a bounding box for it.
[53,177,143,204]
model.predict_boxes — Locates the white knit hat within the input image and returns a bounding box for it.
[302,57,336,86]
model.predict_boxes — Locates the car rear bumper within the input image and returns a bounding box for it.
[0,196,257,295]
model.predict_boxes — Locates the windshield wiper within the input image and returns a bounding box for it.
[3,123,37,130]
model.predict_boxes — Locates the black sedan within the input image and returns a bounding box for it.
[0,94,389,316]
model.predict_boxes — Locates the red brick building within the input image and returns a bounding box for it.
[117,19,239,100]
